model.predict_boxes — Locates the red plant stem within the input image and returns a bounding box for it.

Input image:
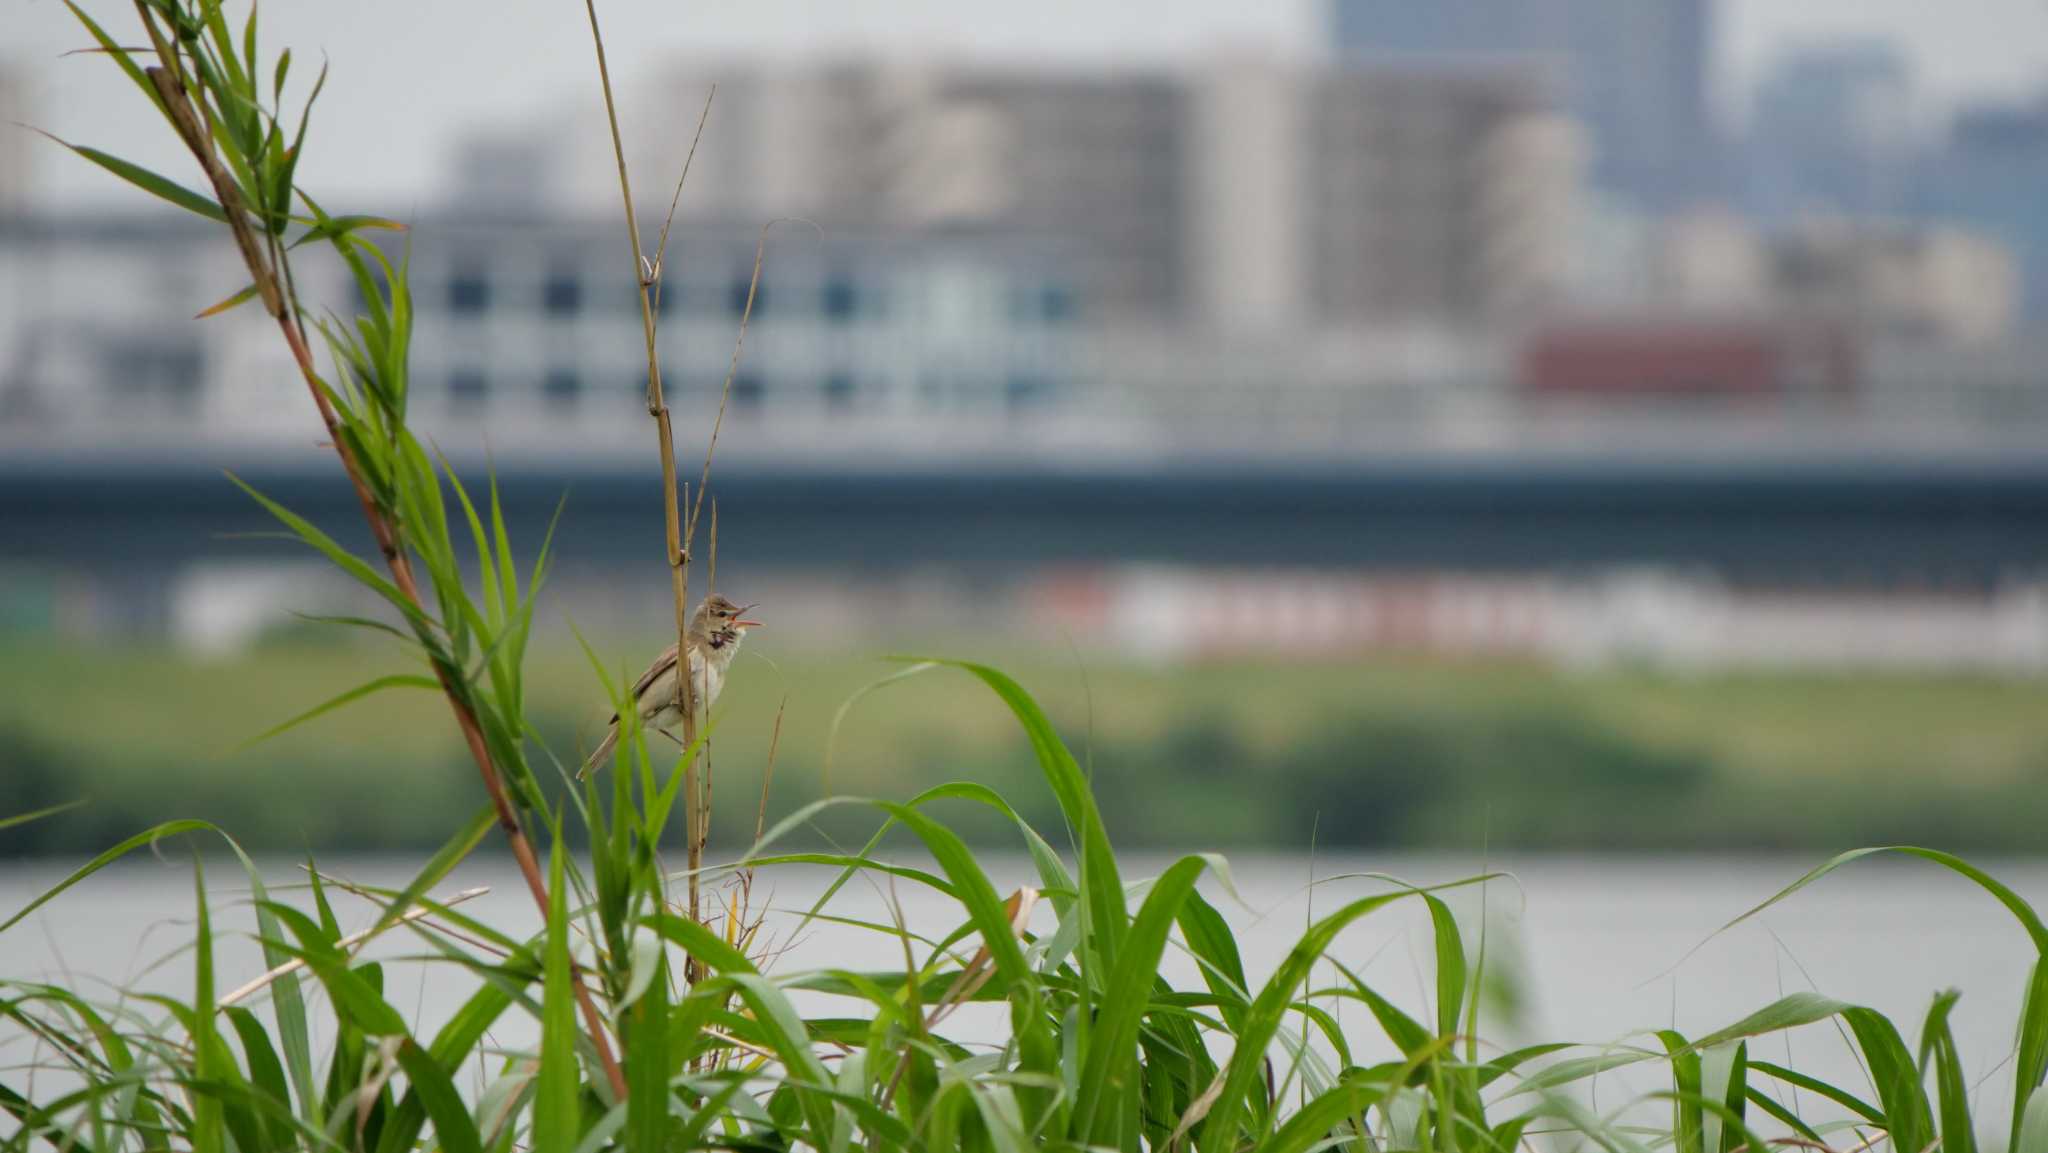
[137,44,629,1102]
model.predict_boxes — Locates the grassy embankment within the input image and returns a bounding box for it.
[5,638,2043,854]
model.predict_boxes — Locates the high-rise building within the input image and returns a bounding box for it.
[615,59,1186,321]
[1926,98,2048,319]
[1744,42,1916,221]
[1306,65,1578,324]
[547,52,1577,333]
[1328,0,1709,213]
[1184,52,1307,334]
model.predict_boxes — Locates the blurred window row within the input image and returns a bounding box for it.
[437,370,1055,412]
[433,270,868,322]
[419,270,1083,325]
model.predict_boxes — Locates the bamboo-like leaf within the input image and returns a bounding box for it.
[2016,962,2048,1153]
[222,1007,291,1151]
[913,660,1127,973]
[368,803,494,939]
[393,1040,483,1153]
[1195,884,1476,1153]
[533,824,580,1153]
[1426,893,1466,1039]
[0,819,218,935]
[1746,1058,1885,1123]
[195,282,260,319]
[61,1,170,122]
[1075,854,1220,1144]
[1261,1071,1390,1153]
[1921,991,1977,1153]
[225,472,427,629]
[37,131,227,222]
[287,212,406,251]
[238,674,439,749]
[0,798,88,832]
[2019,1085,2048,1153]
[259,903,410,1036]
[623,949,670,1153]
[190,856,225,1153]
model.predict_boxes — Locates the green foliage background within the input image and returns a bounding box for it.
[5,640,2046,854]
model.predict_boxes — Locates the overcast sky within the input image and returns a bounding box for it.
[11,0,2048,209]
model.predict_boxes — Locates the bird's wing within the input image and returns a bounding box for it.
[631,643,682,701]
[599,643,681,727]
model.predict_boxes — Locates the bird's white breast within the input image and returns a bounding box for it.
[643,644,733,726]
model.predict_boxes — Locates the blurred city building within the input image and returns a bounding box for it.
[5,34,2048,674]
[600,59,1188,321]
[1327,0,1711,213]
[1926,95,2048,320]
[11,46,2044,469]
[1742,42,1917,222]
[1306,64,1576,325]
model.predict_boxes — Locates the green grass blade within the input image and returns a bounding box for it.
[1845,1006,1934,1153]
[222,1006,291,1152]
[239,674,440,749]
[2015,962,2048,1153]
[258,902,410,1035]
[1426,893,1467,1039]
[623,953,670,1153]
[1746,1059,1885,1123]
[366,803,494,937]
[38,132,228,222]
[533,823,580,1153]
[1261,1072,1389,1153]
[190,856,225,1153]
[0,798,88,832]
[0,819,219,935]
[393,1040,484,1153]
[876,800,1034,988]
[646,912,755,975]
[1074,854,1219,1144]
[1719,847,2048,954]
[60,1,167,120]
[225,472,428,629]
[918,659,1127,968]
[2018,1084,2048,1153]
[1195,888,1415,1153]
[1920,991,1977,1153]
[1660,1030,1706,1153]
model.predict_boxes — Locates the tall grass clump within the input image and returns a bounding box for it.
[7,4,2048,1153]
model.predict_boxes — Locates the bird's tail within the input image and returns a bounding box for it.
[578,723,620,780]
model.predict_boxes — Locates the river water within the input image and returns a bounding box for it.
[4,852,2042,1137]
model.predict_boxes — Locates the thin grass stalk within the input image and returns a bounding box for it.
[581,2,766,992]
[125,3,630,1101]
[577,0,706,980]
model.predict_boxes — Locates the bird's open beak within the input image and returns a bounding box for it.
[734,603,763,628]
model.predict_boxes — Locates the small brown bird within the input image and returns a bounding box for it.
[579,594,762,777]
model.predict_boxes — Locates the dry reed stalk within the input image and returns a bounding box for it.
[578,0,707,980]
[579,0,770,986]
[127,2,629,1101]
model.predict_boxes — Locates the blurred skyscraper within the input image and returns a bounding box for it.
[1744,42,1916,221]
[618,55,1573,332]
[1327,0,1710,214]
[1305,65,1575,324]
[614,60,1185,321]
[1927,97,2048,320]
